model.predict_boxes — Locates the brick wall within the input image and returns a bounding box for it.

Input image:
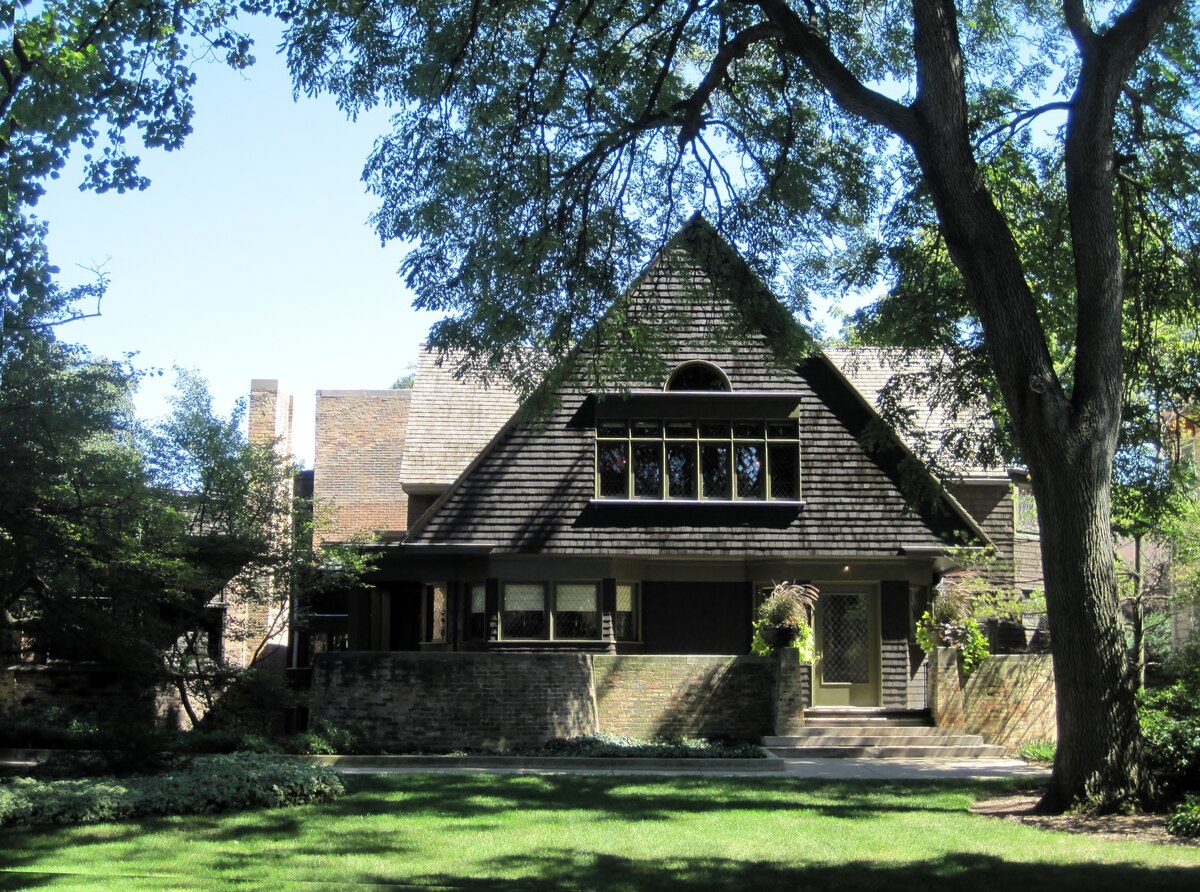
[314,390,410,542]
[309,651,787,749]
[309,652,597,750]
[0,665,191,728]
[592,654,776,739]
[930,648,1056,752]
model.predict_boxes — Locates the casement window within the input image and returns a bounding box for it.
[498,582,607,641]
[613,582,640,642]
[502,583,547,639]
[1015,485,1039,536]
[595,419,800,501]
[466,582,488,640]
[422,582,448,643]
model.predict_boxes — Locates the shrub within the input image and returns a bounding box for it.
[283,720,375,755]
[1166,795,1200,838]
[1139,660,1200,797]
[0,754,344,829]
[534,734,765,759]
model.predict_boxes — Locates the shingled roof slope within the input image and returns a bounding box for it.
[398,348,522,488]
[404,217,990,553]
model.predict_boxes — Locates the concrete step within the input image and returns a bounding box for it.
[766,743,1009,760]
[765,725,952,740]
[803,708,933,727]
[764,733,988,747]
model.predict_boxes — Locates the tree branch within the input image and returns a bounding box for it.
[976,101,1073,147]
[753,0,917,139]
[676,21,782,146]
[1063,0,1095,52]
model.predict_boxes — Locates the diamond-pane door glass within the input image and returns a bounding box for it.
[503,583,546,638]
[554,583,599,638]
[823,594,870,683]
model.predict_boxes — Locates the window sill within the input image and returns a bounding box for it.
[580,499,805,529]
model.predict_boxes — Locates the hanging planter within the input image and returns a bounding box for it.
[752,581,819,660]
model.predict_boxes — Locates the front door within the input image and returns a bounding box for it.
[813,590,881,706]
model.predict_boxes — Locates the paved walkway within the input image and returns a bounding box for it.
[1,750,1051,782]
[331,756,1050,781]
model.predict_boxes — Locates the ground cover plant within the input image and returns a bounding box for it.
[0,755,343,829]
[0,775,1196,890]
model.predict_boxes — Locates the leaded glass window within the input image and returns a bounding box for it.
[466,583,487,640]
[614,583,639,641]
[424,583,447,642]
[596,418,800,502]
[554,583,600,639]
[701,443,732,498]
[502,583,546,639]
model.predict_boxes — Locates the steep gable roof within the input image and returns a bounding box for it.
[403,218,988,554]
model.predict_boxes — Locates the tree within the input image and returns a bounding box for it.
[275,0,1200,810]
[3,1,257,381]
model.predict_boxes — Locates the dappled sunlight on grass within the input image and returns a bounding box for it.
[1,775,1197,889]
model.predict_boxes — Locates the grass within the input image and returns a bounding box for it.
[0,774,1197,890]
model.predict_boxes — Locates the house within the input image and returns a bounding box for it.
[263,218,1050,747]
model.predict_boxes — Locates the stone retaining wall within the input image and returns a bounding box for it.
[929,648,1056,752]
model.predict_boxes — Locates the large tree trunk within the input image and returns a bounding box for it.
[1031,440,1151,812]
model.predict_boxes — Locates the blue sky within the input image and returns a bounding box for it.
[35,17,439,467]
[34,14,853,468]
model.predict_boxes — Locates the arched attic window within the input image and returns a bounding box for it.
[665,361,731,392]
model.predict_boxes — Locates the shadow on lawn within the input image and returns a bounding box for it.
[372,850,1200,892]
[332,773,987,824]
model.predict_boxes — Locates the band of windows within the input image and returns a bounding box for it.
[595,419,800,501]
[466,581,640,641]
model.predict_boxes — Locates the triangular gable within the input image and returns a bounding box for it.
[405,218,989,554]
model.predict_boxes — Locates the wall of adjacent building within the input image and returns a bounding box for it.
[314,389,411,543]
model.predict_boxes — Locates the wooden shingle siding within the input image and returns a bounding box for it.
[408,223,983,557]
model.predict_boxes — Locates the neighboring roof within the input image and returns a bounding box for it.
[398,347,522,489]
[824,347,1005,481]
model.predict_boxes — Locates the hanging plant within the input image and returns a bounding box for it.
[751,581,819,662]
[915,589,990,677]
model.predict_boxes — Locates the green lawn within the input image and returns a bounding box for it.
[1,774,1197,890]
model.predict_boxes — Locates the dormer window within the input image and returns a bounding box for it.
[665,361,731,392]
[595,418,800,501]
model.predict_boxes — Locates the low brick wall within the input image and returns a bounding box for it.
[592,654,776,739]
[930,648,1056,753]
[309,652,597,750]
[310,651,790,749]
[0,664,189,727]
